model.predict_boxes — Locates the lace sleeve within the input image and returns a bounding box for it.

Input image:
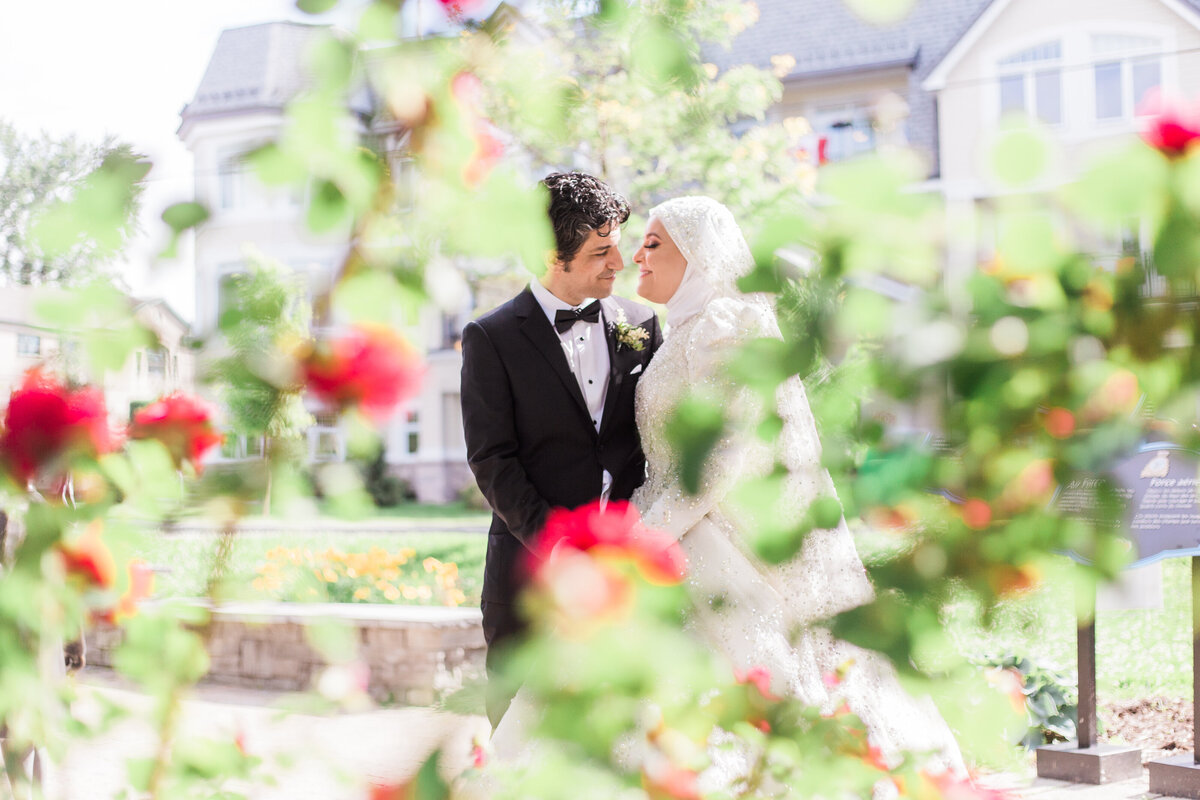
[639,300,773,540]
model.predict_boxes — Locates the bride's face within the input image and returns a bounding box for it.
[634,217,687,305]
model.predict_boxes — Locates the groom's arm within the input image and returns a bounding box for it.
[460,320,551,548]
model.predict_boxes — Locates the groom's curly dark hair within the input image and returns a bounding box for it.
[542,172,631,268]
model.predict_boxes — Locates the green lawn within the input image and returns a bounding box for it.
[944,555,1193,701]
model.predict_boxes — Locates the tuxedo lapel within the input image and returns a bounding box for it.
[515,289,592,422]
[597,299,626,438]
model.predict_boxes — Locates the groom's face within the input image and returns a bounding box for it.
[553,224,624,304]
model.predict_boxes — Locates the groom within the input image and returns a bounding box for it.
[460,172,663,728]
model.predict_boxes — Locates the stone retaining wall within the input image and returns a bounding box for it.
[87,602,485,705]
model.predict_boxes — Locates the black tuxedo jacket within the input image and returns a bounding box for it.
[461,287,663,604]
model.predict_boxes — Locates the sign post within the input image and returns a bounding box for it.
[1144,554,1200,796]
[1039,441,1200,786]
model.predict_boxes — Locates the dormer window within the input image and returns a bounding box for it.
[1091,34,1162,121]
[997,40,1062,124]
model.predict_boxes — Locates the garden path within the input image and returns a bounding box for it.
[40,672,1184,800]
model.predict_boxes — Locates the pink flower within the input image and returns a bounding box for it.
[130,393,222,472]
[300,325,424,423]
[1138,89,1200,158]
[437,0,481,18]
[0,368,117,485]
[735,666,780,702]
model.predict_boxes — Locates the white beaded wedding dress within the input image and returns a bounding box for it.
[487,198,964,795]
[629,196,964,787]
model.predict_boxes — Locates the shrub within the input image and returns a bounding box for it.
[979,653,1079,749]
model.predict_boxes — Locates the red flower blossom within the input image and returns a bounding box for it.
[531,501,686,586]
[368,783,410,800]
[437,0,481,18]
[58,520,117,589]
[463,124,504,187]
[908,769,1017,800]
[961,498,992,530]
[1138,89,1200,158]
[0,368,117,485]
[130,393,222,472]
[1043,407,1075,439]
[300,325,424,423]
[642,764,701,800]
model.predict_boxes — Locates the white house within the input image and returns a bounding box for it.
[178,21,473,502]
[0,287,193,426]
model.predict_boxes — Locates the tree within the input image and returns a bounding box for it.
[209,257,315,515]
[480,0,810,226]
[0,120,144,286]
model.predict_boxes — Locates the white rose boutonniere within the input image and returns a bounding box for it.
[611,308,650,352]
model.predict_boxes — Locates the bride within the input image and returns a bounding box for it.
[628,196,964,780]
[489,196,964,787]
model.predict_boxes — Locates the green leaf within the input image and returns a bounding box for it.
[307,179,350,232]
[161,201,209,233]
[296,0,338,13]
[810,496,844,529]
[412,751,450,800]
[665,393,725,495]
[247,143,306,185]
[1062,141,1168,227]
[308,34,355,92]
[842,0,917,24]
[991,126,1050,187]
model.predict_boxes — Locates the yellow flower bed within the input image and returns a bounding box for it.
[252,546,467,607]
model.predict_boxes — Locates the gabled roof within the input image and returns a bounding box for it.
[923,0,1200,91]
[712,0,991,82]
[180,22,330,123]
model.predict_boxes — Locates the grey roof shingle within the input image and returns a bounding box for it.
[709,0,993,177]
[181,21,329,120]
[712,0,992,81]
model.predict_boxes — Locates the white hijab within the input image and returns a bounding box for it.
[649,196,756,328]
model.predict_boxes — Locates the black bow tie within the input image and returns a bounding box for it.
[554,301,602,333]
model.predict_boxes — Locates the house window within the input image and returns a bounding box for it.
[217,269,245,324]
[402,408,419,456]
[392,156,416,213]
[310,411,343,462]
[1091,34,1162,121]
[17,334,40,357]
[809,105,876,163]
[217,154,247,210]
[996,40,1062,124]
[147,347,166,377]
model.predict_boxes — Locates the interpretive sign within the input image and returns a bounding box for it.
[1052,442,1200,567]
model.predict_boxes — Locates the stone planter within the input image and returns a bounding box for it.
[87,601,485,705]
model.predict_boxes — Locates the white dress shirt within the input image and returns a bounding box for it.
[530,280,613,504]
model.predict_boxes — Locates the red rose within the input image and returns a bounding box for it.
[1138,89,1200,158]
[130,393,223,472]
[531,501,687,586]
[301,325,424,423]
[0,368,117,485]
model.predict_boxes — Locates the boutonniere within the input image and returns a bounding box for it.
[610,308,649,352]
